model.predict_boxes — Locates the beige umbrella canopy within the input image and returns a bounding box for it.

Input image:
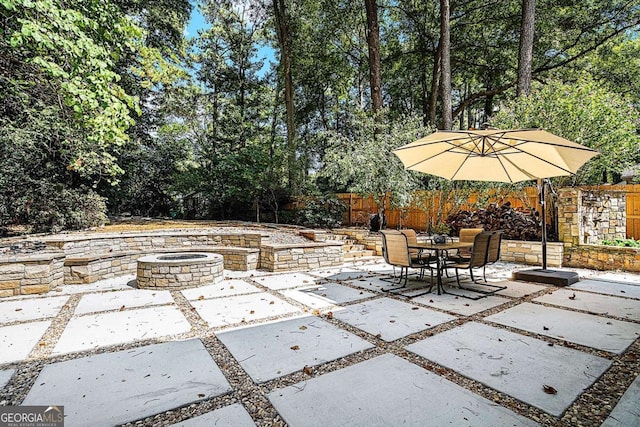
[393,128,600,280]
[392,129,599,183]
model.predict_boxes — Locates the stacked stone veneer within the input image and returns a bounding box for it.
[558,188,626,246]
[260,242,344,272]
[0,253,65,297]
[558,188,639,271]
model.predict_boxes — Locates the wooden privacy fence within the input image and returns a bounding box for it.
[628,185,640,239]
[338,185,640,239]
[337,188,541,232]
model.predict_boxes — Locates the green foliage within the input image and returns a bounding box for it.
[491,77,640,184]
[22,184,107,233]
[319,111,431,209]
[601,238,640,248]
[290,195,346,229]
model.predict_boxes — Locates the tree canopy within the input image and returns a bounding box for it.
[1,0,639,232]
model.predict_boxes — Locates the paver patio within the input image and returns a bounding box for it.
[1,258,639,426]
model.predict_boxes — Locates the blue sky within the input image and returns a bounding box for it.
[185,3,275,76]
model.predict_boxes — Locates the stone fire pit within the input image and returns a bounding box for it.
[136,252,223,289]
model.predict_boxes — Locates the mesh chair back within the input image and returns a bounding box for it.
[458,228,483,257]
[487,231,503,264]
[381,230,411,267]
[401,229,421,257]
[469,232,492,267]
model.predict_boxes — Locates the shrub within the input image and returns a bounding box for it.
[292,195,346,228]
[22,184,108,233]
[601,238,640,248]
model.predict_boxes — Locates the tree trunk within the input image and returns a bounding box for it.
[439,0,452,130]
[364,0,383,115]
[427,40,441,126]
[273,0,297,191]
[517,0,536,97]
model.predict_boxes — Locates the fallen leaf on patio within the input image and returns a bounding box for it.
[543,326,549,330]
[360,291,363,294]
[321,294,327,297]
[15,308,22,312]
[230,285,234,289]
[198,296,204,300]
[249,310,255,314]
[412,307,419,310]
[303,280,309,283]
[498,338,503,342]
[269,301,275,305]
[429,299,434,303]
[326,311,333,319]
[290,345,300,351]
[39,341,46,346]
[303,366,313,375]
[543,385,557,394]
[606,322,612,325]
[375,333,382,338]
[120,305,126,311]
[389,320,396,323]
[569,293,576,300]
[191,307,196,311]
[312,309,320,316]
[299,325,307,331]
[197,393,205,398]
[620,290,626,293]
[454,296,459,300]
[464,303,470,306]
[548,343,554,347]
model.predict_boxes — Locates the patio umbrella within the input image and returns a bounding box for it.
[392,128,599,284]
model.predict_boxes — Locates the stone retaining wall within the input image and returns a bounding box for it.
[0,253,65,297]
[564,245,640,272]
[43,231,263,255]
[259,242,343,272]
[499,241,563,267]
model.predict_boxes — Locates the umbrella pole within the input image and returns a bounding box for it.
[513,178,579,286]
[540,179,548,271]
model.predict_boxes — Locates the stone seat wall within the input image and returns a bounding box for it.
[0,253,65,297]
[65,246,260,285]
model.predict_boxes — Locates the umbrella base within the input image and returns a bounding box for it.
[512,269,579,287]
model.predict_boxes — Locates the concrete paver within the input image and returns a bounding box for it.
[268,354,539,427]
[601,373,640,427]
[252,273,319,290]
[413,290,509,315]
[0,369,15,389]
[570,279,640,299]
[0,321,50,364]
[217,316,374,383]
[406,322,611,416]
[302,282,376,304]
[190,292,300,328]
[310,267,372,281]
[23,339,231,427]
[486,302,640,354]
[53,306,191,355]
[74,290,173,314]
[181,279,261,300]
[333,297,456,341]
[171,403,256,427]
[495,280,548,298]
[0,296,69,324]
[534,288,640,321]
